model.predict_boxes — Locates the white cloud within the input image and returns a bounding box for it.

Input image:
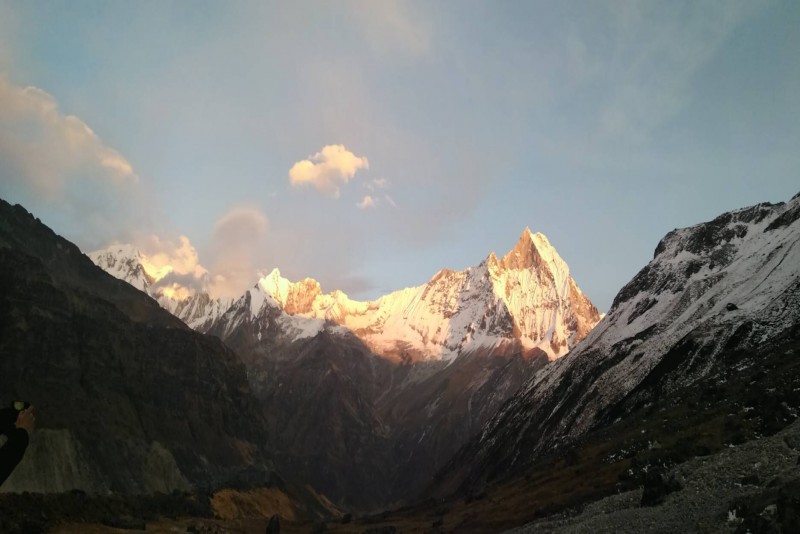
[108,234,211,302]
[208,206,270,298]
[357,195,375,209]
[139,234,208,281]
[357,193,398,210]
[289,144,369,197]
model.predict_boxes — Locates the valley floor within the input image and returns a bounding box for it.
[46,420,800,533]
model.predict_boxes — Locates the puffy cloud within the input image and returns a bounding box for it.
[357,194,397,210]
[126,234,211,302]
[213,206,269,243]
[157,282,193,301]
[357,195,375,209]
[0,77,136,196]
[289,144,368,197]
[139,234,208,281]
[207,206,270,298]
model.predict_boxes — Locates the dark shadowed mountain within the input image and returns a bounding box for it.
[0,198,274,494]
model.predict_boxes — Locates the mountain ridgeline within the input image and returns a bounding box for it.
[91,228,600,363]
[90,227,601,509]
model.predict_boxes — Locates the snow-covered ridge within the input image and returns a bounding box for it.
[587,197,800,355]
[88,244,231,330]
[90,228,601,362]
[89,245,154,293]
[521,193,800,439]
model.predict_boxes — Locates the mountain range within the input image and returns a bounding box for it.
[90,227,601,509]
[90,228,600,363]
[2,191,797,532]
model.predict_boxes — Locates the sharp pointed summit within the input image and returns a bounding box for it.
[498,228,566,276]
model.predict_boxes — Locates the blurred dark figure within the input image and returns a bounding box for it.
[266,514,281,534]
[0,401,35,486]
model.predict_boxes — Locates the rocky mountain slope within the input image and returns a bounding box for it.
[0,199,274,495]
[433,192,800,496]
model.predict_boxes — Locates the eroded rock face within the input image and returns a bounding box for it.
[0,199,272,494]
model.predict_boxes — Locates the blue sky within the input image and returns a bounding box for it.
[0,0,798,310]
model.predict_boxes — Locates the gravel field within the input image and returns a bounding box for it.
[507,419,800,533]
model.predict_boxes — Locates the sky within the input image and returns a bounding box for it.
[0,0,798,311]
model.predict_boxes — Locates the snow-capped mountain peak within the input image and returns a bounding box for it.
[498,228,566,274]
[432,193,800,498]
[256,268,324,314]
[213,228,600,362]
[89,244,155,293]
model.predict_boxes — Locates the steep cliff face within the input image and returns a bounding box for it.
[434,193,800,494]
[0,199,272,494]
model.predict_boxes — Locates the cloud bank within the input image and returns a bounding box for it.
[289,144,369,197]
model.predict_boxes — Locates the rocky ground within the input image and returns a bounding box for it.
[508,419,800,533]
